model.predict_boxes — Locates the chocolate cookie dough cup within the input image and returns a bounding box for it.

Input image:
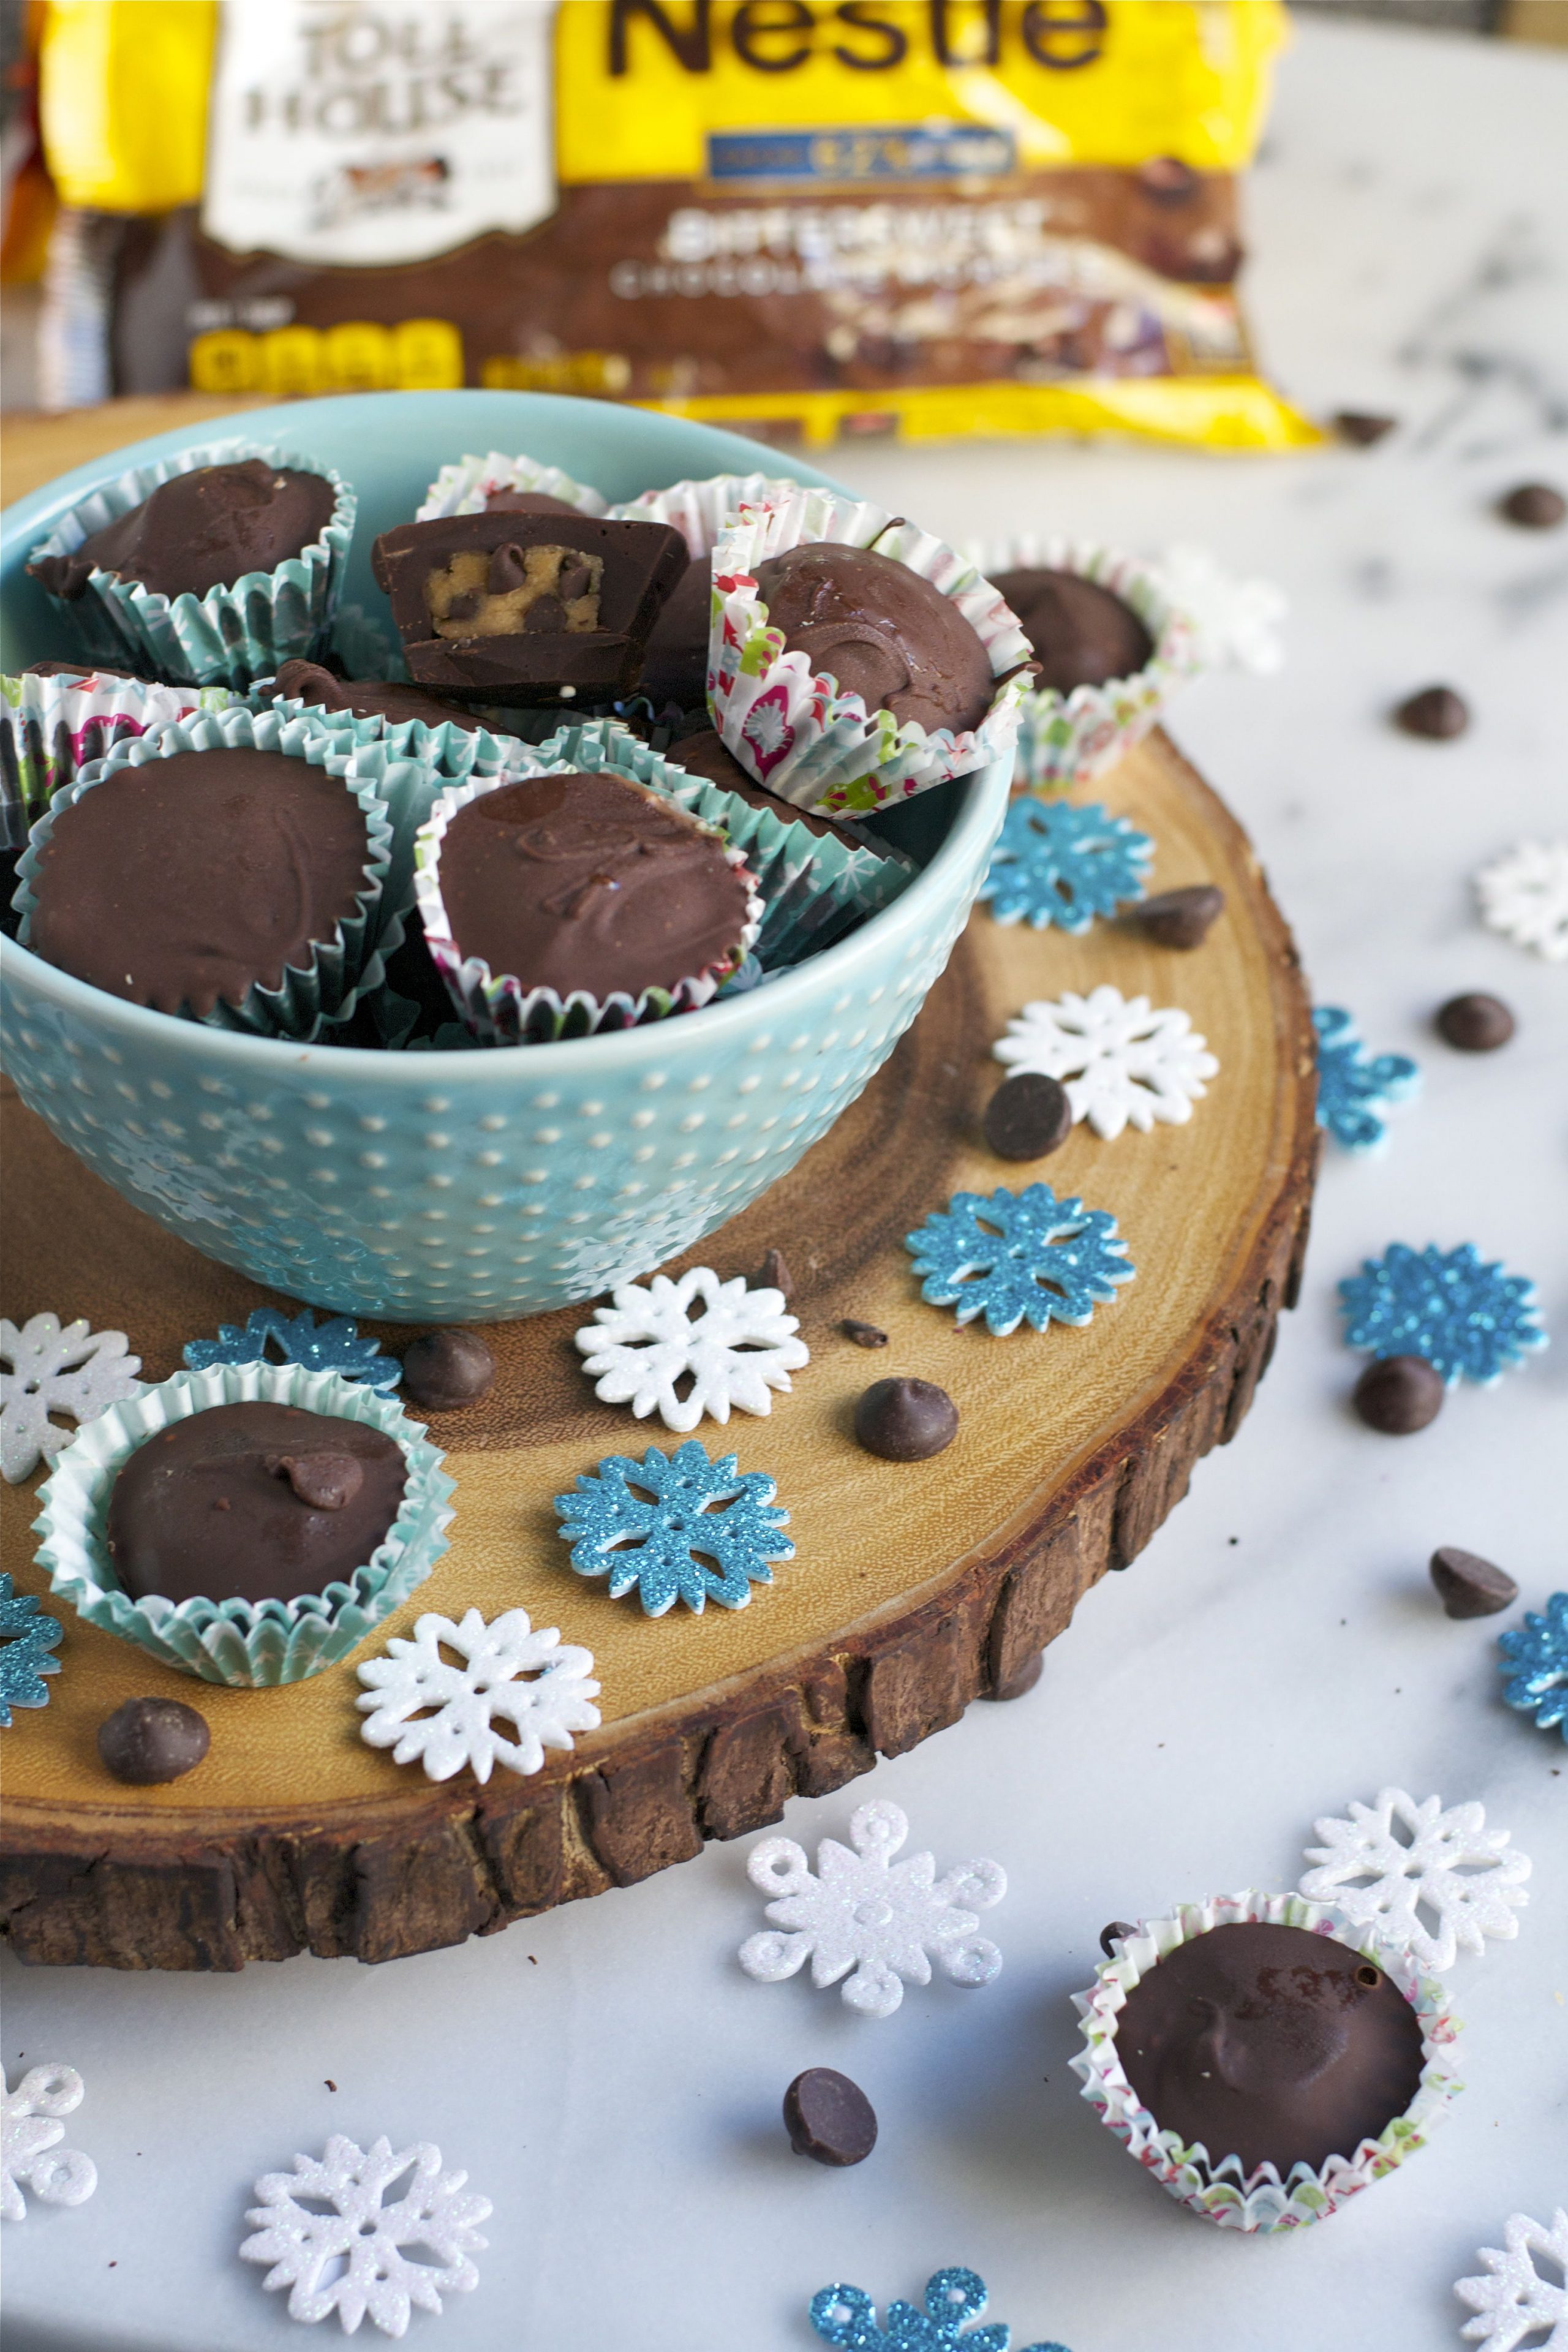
[255,671,535,791]
[32,1363,455,1687]
[605,472,799,554]
[1,668,235,846]
[1070,1890,1462,2234]
[709,487,1033,819]
[24,439,355,688]
[417,450,608,521]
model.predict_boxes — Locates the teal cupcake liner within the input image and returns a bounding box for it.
[1,668,237,846]
[252,674,550,790]
[13,703,398,1042]
[33,1362,456,1687]
[25,439,356,688]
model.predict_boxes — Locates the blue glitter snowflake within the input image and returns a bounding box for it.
[0,1574,62,1727]
[1313,1006,1421,1152]
[907,1183,1134,1337]
[1338,1242,1547,1385]
[554,1441,794,1616]
[1498,1593,1568,1742]
[183,1307,400,1393]
[978,797,1153,933]
[810,2267,1069,2352]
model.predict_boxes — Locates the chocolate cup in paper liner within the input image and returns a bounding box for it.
[252,673,548,787]
[413,761,763,1046]
[24,440,356,690]
[965,535,1200,792]
[1070,1890,1462,2234]
[416,450,608,522]
[531,717,912,971]
[13,703,398,1043]
[604,472,801,556]
[1,669,237,849]
[708,487,1033,819]
[33,1363,455,1687]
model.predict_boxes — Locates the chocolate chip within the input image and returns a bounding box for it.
[445,590,483,623]
[1099,1921,1137,1958]
[1430,1545,1519,1619]
[1436,992,1514,1051]
[487,542,529,594]
[853,1376,958,1461]
[1331,412,1397,446]
[1498,482,1565,529]
[1394,685,1468,739]
[402,1329,496,1411]
[557,560,594,602]
[1353,1355,1445,1434]
[268,1452,364,1511]
[840,1319,888,1348]
[1130,883,1224,949]
[984,1650,1044,1702]
[1136,156,1200,205]
[522,594,565,633]
[755,1246,793,1302]
[97,1695,210,1785]
[982,1073,1072,1162]
[782,2069,878,2166]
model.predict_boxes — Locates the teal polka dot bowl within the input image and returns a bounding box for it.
[1,393,1009,1322]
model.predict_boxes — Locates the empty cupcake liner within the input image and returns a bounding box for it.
[413,760,763,1045]
[13,702,398,1042]
[708,486,1033,818]
[417,450,608,521]
[964,535,1200,791]
[604,471,801,556]
[1070,1888,1462,2234]
[25,439,356,689]
[33,1361,455,1687]
[1,668,236,848]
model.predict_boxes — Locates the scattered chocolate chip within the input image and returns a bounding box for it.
[755,1246,793,1302]
[1394,685,1468,740]
[1430,1545,1519,1619]
[1130,883,1224,950]
[840,1319,888,1348]
[270,1452,363,1512]
[1436,992,1514,1052]
[1352,1355,1445,1434]
[984,1650,1044,1703]
[1331,412,1397,446]
[982,1072,1072,1162]
[97,1695,211,1785]
[1136,156,1200,205]
[401,1328,496,1411]
[782,2069,878,2167]
[1100,1921,1137,1958]
[325,2080,337,2092]
[1498,482,1565,530]
[853,1376,959,1462]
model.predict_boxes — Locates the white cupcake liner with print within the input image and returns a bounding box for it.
[13,703,398,1042]
[1070,1888,1462,2234]
[416,450,608,521]
[709,487,1033,818]
[25,439,355,688]
[413,760,763,1044]
[1,668,236,847]
[33,1362,456,1687]
[964,535,1200,792]
[604,472,801,556]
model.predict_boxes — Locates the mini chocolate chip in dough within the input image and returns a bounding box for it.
[783,2070,878,2166]
[854,1376,959,1462]
[488,543,530,594]
[1436,992,1514,1051]
[1131,884,1225,950]
[1430,1545,1519,1619]
[1100,1921,1137,1958]
[402,1329,496,1411]
[1395,685,1468,739]
[983,1073,1072,1162]
[97,1695,211,1786]
[840,1319,888,1349]
[1353,1355,1444,1435]
[755,1247,793,1302]
[984,1650,1044,1703]
[270,1452,363,1512]
[1497,482,1565,529]
[1332,412,1397,446]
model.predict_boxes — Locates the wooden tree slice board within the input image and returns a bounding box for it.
[0,729,1317,1970]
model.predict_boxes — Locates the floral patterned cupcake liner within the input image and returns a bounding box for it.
[33,1362,456,1687]
[416,450,608,521]
[1070,1888,1462,2234]
[709,486,1033,818]
[25,439,355,688]
[1,668,236,848]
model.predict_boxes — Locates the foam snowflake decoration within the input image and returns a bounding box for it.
[2,2064,97,2222]
[573,1267,808,1433]
[240,2135,491,2337]
[555,1440,793,1616]
[995,986,1218,1141]
[739,1797,1006,2019]
[811,2266,1068,2352]
[1338,1242,1547,1385]
[1153,542,1287,675]
[356,1607,601,1784]
[1456,2210,1568,2350]
[907,1183,1134,1337]
[1298,1789,1529,1972]
[1476,839,1568,962]
[1499,1594,1568,1741]
[978,796,1153,932]
[184,1307,399,1393]
[0,1313,141,1483]
[1312,1006,1420,1152]
[0,1575,63,1727]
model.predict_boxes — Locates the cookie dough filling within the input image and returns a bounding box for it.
[425,541,603,639]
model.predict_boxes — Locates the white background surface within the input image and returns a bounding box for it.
[5,18,1566,2351]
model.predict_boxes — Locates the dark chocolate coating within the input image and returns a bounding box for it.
[97,1695,211,1785]
[753,543,993,736]
[1436,992,1514,1052]
[669,730,854,843]
[1395,685,1468,740]
[482,489,584,516]
[28,748,372,1017]
[783,2070,878,2166]
[24,658,145,680]
[438,769,750,1003]
[106,1402,407,1608]
[982,1073,1072,1161]
[840,1319,888,1349]
[1353,1355,1445,1434]
[1430,1545,1518,1619]
[401,1329,496,1411]
[1133,884,1224,950]
[636,557,712,712]
[989,567,1152,696]
[1497,482,1564,529]
[1115,1921,1425,2179]
[29,460,335,602]
[853,1376,959,1462]
[273,659,486,734]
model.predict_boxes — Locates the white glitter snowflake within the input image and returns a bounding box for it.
[738,1798,1006,2019]
[994,986,1219,1142]
[240,2134,491,2337]
[2,2064,97,2222]
[356,1608,600,1784]
[0,1313,141,1483]
[1457,2210,1568,2350]
[1299,1788,1530,1973]
[574,1267,809,1433]
[1476,840,1568,962]
[1154,543,1287,675]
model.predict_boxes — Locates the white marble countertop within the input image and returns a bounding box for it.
[5,17,1566,2351]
